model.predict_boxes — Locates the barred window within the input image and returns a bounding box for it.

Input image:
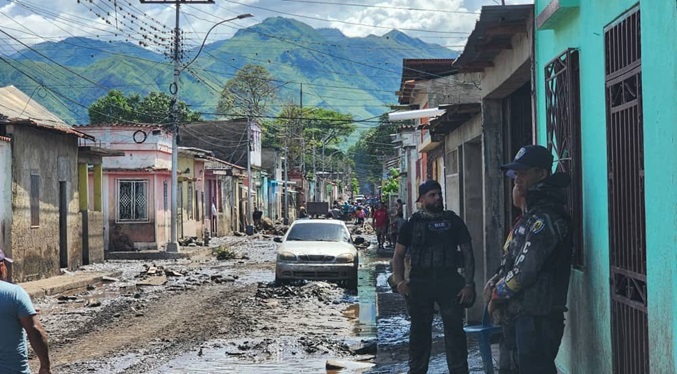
[117,180,148,222]
[545,49,584,267]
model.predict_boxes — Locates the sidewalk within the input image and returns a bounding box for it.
[20,271,122,300]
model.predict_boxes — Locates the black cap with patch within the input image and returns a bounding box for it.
[500,145,553,173]
[418,179,442,201]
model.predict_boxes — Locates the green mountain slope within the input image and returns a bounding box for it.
[0,17,456,130]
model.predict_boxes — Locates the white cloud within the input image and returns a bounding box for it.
[0,0,533,52]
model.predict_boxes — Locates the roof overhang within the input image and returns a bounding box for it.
[397,59,456,105]
[429,103,482,136]
[453,4,534,73]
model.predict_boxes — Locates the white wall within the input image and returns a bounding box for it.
[82,127,172,170]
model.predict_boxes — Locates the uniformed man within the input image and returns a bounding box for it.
[489,145,573,374]
[391,179,475,374]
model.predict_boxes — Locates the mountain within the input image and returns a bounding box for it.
[0,17,457,131]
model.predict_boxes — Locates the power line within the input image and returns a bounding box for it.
[280,0,480,15]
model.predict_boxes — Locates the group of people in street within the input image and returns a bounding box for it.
[391,145,573,374]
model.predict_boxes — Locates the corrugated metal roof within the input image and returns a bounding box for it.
[76,122,163,128]
[453,4,533,72]
[0,85,93,139]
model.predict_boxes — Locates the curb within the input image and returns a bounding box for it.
[22,271,123,300]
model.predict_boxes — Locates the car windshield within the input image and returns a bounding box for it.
[286,223,351,243]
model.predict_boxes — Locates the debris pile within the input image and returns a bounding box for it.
[178,236,204,247]
[299,336,352,355]
[137,264,187,278]
[255,281,340,303]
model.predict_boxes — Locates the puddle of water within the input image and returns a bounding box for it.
[148,338,373,374]
[352,254,378,337]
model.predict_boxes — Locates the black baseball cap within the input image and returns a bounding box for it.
[418,179,442,201]
[500,145,553,174]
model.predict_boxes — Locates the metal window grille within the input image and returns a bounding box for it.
[545,48,584,266]
[604,7,648,374]
[117,180,148,221]
[30,174,40,226]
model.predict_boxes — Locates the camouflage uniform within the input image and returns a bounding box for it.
[493,173,573,374]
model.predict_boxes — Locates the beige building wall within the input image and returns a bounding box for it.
[8,126,82,281]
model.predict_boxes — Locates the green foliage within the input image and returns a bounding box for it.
[216,64,278,119]
[88,89,201,125]
[351,177,359,196]
[350,113,411,192]
[382,167,400,195]
[264,103,356,175]
[213,245,238,261]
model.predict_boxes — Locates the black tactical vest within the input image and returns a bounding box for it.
[409,211,463,270]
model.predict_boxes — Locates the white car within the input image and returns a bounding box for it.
[274,219,364,289]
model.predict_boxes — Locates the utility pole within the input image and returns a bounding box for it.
[246,109,254,235]
[283,137,289,225]
[141,0,214,252]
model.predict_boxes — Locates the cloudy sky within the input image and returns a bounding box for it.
[0,0,532,54]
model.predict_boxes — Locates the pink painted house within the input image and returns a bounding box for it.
[77,124,174,251]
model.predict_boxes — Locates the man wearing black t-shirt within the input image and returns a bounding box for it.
[391,180,476,374]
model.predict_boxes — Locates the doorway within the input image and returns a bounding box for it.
[59,181,68,269]
[605,7,648,374]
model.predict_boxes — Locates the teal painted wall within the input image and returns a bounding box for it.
[535,1,676,373]
[641,2,677,373]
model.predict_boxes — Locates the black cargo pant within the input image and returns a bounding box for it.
[514,312,565,374]
[407,268,468,374]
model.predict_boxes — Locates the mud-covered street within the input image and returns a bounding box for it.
[26,233,491,374]
[28,235,377,373]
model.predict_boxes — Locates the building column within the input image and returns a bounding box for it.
[78,163,89,211]
[482,99,505,283]
[93,164,103,212]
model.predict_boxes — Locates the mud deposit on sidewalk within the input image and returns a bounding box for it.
[29,236,376,374]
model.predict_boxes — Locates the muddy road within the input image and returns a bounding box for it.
[29,236,377,373]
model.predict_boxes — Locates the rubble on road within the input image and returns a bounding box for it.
[254,281,343,304]
[137,264,187,278]
[178,236,204,247]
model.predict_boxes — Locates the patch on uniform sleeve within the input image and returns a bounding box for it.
[531,218,545,234]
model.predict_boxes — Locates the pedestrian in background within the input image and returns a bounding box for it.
[391,179,476,374]
[372,202,389,248]
[0,249,52,374]
[489,145,573,374]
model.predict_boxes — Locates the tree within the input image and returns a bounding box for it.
[382,167,400,195]
[216,64,278,119]
[88,90,132,124]
[266,104,356,178]
[88,90,201,125]
[350,113,409,193]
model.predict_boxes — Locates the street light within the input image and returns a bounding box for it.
[153,8,252,252]
[182,13,254,72]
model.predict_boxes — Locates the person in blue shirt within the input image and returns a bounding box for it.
[0,249,52,374]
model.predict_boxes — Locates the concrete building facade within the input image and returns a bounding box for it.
[534,1,677,372]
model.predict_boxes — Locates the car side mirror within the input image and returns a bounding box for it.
[353,237,365,245]
[273,237,283,243]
